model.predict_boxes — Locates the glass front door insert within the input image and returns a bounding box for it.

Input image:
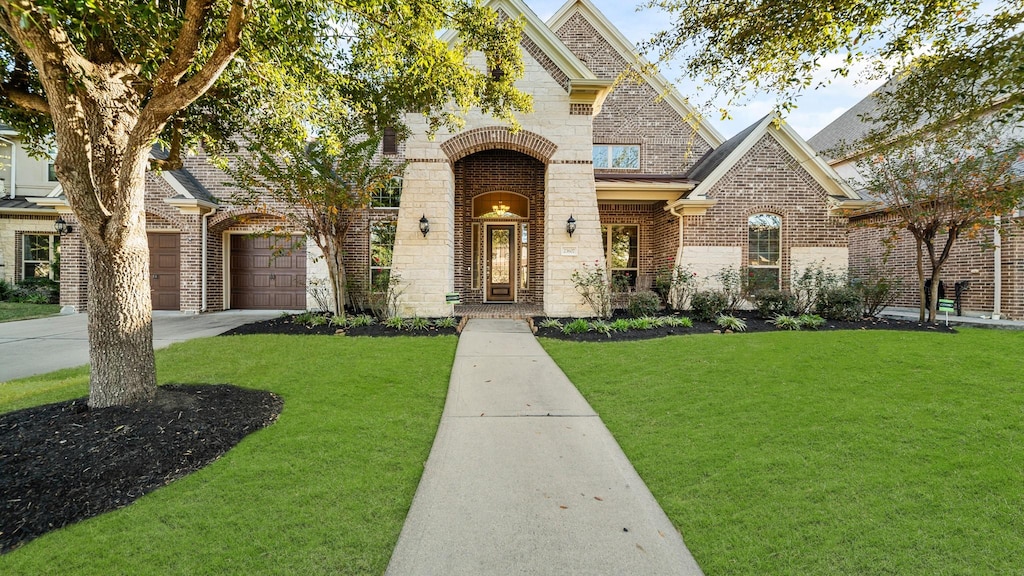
[486,225,515,301]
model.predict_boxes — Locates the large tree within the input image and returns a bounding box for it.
[641,0,1023,135]
[855,125,1024,322]
[0,0,530,407]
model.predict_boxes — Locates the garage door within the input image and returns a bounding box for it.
[230,235,306,310]
[148,232,180,311]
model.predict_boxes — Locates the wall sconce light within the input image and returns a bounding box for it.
[419,214,430,237]
[566,214,576,238]
[54,216,72,235]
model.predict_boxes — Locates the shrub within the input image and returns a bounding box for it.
[815,286,863,321]
[690,290,728,322]
[539,318,563,329]
[753,289,796,318]
[660,315,693,328]
[852,267,902,317]
[329,315,348,327]
[306,314,328,327]
[716,314,747,332]
[433,316,457,329]
[384,316,406,330]
[791,261,845,314]
[609,318,631,332]
[799,314,826,329]
[652,262,699,310]
[9,277,59,304]
[409,316,431,330]
[770,314,801,330]
[590,320,613,337]
[348,314,375,327]
[562,318,590,335]
[0,279,12,301]
[627,290,661,317]
[629,316,656,330]
[714,266,744,310]
[293,311,317,325]
[368,272,405,321]
[571,263,612,318]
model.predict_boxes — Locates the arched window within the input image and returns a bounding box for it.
[748,213,781,290]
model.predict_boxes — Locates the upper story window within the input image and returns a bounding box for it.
[371,177,402,209]
[382,127,398,155]
[747,213,781,290]
[593,145,640,170]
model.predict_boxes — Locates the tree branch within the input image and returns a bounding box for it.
[151,0,216,99]
[0,82,50,113]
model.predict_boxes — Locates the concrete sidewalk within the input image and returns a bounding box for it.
[385,319,703,576]
[0,310,283,381]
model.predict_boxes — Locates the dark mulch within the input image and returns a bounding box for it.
[0,385,282,553]
[533,313,956,342]
[219,313,460,337]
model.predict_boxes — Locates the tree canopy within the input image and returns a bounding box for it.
[641,0,1023,137]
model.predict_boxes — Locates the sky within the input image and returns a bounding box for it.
[527,0,887,140]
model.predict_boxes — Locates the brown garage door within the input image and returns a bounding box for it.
[148,232,180,311]
[230,235,306,310]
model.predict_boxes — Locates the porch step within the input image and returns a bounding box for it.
[453,304,543,319]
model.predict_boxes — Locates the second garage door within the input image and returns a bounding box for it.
[230,235,306,310]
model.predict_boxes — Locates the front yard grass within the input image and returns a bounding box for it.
[0,302,60,323]
[541,329,1024,576]
[0,334,456,575]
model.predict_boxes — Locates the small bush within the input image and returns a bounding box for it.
[306,314,328,327]
[433,316,457,329]
[384,316,406,330]
[715,314,747,332]
[609,318,631,332]
[293,311,317,325]
[8,277,59,304]
[0,279,12,301]
[815,286,863,321]
[853,269,902,317]
[348,314,376,327]
[590,320,613,337]
[770,314,801,331]
[562,318,590,335]
[629,316,656,330]
[799,314,826,330]
[409,316,431,330]
[663,315,693,328]
[627,290,661,318]
[329,315,348,327]
[539,318,563,329]
[753,289,796,318]
[690,290,729,322]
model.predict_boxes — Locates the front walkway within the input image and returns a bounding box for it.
[385,319,703,575]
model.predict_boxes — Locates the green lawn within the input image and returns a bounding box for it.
[542,329,1024,576]
[0,302,60,323]
[0,334,457,575]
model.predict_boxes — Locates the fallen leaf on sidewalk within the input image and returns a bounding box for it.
[559,505,568,509]
[636,544,646,553]
[594,496,603,501]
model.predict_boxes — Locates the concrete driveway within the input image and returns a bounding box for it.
[0,310,282,382]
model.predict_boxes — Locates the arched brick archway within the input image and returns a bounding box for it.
[441,126,558,164]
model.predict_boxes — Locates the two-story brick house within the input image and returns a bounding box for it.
[40,0,865,317]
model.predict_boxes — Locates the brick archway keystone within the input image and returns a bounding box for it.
[441,127,557,163]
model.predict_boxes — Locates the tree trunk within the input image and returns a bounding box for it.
[914,236,926,322]
[84,225,156,407]
[327,237,347,320]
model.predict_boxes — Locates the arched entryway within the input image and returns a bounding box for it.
[453,149,546,305]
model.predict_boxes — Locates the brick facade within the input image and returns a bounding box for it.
[849,213,1024,319]
[682,134,850,289]
[597,202,679,290]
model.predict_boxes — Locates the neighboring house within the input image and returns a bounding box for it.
[0,126,61,287]
[38,0,865,317]
[809,89,1024,320]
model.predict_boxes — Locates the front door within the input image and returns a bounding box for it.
[486,225,515,301]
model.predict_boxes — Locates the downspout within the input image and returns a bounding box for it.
[993,215,1002,320]
[201,209,213,312]
[0,136,16,198]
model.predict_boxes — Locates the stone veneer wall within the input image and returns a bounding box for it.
[554,12,713,174]
[849,213,1024,319]
[681,134,850,289]
[453,149,546,304]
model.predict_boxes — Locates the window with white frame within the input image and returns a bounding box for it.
[371,177,402,209]
[370,220,396,290]
[593,145,640,169]
[747,213,781,290]
[601,224,638,288]
[22,234,59,280]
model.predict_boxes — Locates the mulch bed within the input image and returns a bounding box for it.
[0,385,282,553]
[219,313,460,337]
[532,313,956,342]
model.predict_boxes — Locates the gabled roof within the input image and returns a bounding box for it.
[150,145,218,206]
[547,0,725,148]
[668,114,866,211]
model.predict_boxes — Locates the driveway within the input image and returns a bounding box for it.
[0,310,282,382]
